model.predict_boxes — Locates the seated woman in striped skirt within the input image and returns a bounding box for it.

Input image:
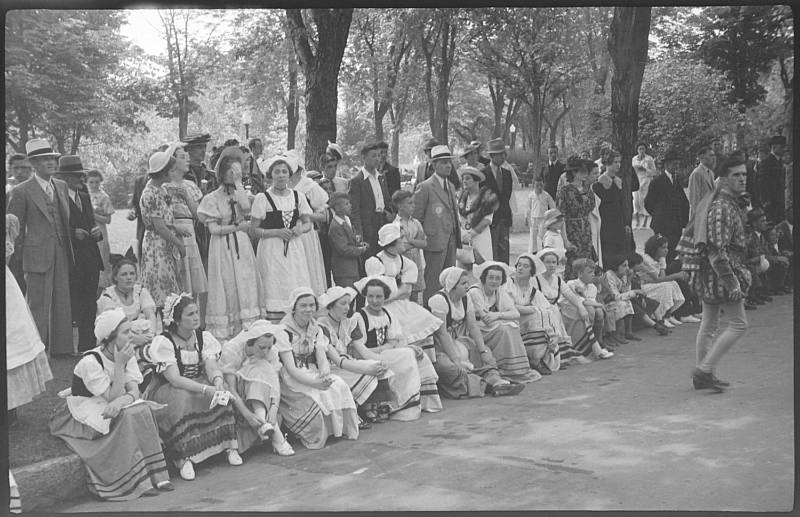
[428,266,525,397]
[351,276,443,420]
[50,309,172,500]
[317,285,393,426]
[507,253,567,374]
[466,261,541,382]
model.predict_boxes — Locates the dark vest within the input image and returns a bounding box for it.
[159,330,205,379]
[358,308,392,348]
[260,191,300,230]
[426,291,468,330]
[71,351,104,397]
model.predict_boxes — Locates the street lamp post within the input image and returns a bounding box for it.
[241,111,252,140]
[509,123,516,150]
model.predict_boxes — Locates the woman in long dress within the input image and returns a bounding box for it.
[162,143,208,323]
[467,261,541,383]
[592,150,631,269]
[86,170,114,291]
[457,166,497,263]
[364,223,450,362]
[49,309,172,500]
[6,214,53,414]
[287,155,330,294]
[278,288,359,449]
[507,253,567,374]
[557,157,596,279]
[317,286,394,425]
[428,267,525,398]
[587,161,604,268]
[250,155,313,320]
[197,147,261,340]
[144,294,243,481]
[351,276,442,420]
[139,150,184,309]
[219,320,295,456]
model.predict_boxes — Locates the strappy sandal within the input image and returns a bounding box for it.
[360,405,382,424]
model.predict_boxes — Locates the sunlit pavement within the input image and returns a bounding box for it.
[53,231,794,512]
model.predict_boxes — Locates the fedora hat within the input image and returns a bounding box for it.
[486,138,507,154]
[56,155,89,175]
[457,165,485,183]
[25,138,60,159]
[148,151,175,176]
[460,141,481,157]
[429,145,453,161]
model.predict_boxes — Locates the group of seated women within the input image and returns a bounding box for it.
[50,222,693,501]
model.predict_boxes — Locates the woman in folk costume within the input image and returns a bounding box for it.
[6,214,53,417]
[49,309,172,500]
[428,266,526,398]
[251,154,314,320]
[456,165,497,263]
[197,146,261,340]
[144,294,243,481]
[161,142,208,322]
[278,287,359,449]
[466,261,541,383]
[507,253,567,374]
[364,223,449,361]
[285,149,330,293]
[352,275,443,419]
[317,286,394,426]
[219,321,295,456]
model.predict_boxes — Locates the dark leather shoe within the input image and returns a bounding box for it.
[692,368,724,392]
[653,322,670,335]
[710,373,730,387]
[624,333,642,341]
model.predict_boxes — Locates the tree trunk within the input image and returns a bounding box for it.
[608,6,651,240]
[70,123,82,154]
[286,9,353,171]
[287,51,299,150]
[178,96,188,140]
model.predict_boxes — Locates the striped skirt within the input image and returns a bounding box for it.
[331,359,381,406]
[480,323,540,383]
[49,401,169,501]
[519,311,565,372]
[146,375,238,465]
[561,313,597,358]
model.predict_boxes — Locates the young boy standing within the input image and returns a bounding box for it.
[393,190,427,304]
[328,192,369,288]
[526,174,556,253]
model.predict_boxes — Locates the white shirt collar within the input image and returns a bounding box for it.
[34,174,52,192]
[664,170,673,182]
[434,173,447,189]
[333,213,350,226]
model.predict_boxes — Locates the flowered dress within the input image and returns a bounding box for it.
[89,188,114,289]
[139,181,181,307]
[163,180,207,296]
[278,314,359,449]
[197,187,261,340]
[293,176,330,295]
[252,188,313,319]
[557,182,597,277]
[602,270,637,322]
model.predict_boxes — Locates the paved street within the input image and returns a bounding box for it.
[54,232,794,512]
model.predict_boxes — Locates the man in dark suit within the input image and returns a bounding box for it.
[7,138,75,356]
[644,149,690,263]
[757,135,786,224]
[541,144,565,200]
[349,142,394,262]
[377,141,401,199]
[413,145,461,302]
[327,192,369,288]
[53,156,104,352]
[481,138,514,264]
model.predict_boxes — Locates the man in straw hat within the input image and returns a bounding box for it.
[481,138,515,264]
[414,137,461,189]
[413,145,462,302]
[8,138,76,356]
[53,155,104,352]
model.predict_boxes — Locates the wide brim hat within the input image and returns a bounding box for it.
[25,138,60,159]
[429,145,453,161]
[164,141,187,159]
[55,155,90,175]
[769,135,787,146]
[541,208,564,229]
[214,145,245,175]
[326,141,344,160]
[148,151,175,176]
[486,138,507,155]
[377,223,403,248]
[457,165,485,183]
[318,286,358,309]
[473,260,513,283]
[460,142,481,157]
[354,275,398,298]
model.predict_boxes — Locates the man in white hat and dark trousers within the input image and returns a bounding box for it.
[53,155,104,352]
[413,145,462,303]
[7,138,75,356]
[481,138,514,264]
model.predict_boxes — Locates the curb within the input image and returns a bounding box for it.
[12,453,88,512]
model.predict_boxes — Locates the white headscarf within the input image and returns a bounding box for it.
[95,308,127,344]
[439,266,466,292]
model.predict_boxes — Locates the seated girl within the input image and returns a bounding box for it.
[278,287,359,449]
[467,261,541,381]
[50,309,172,500]
[428,267,525,397]
[352,276,443,419]
[643,234,699,323]
[629,248,685,329]
[220,321,295,456]
[144,294,242,481]
[507,253,567,374]
[317,286,393,426]
[364,223,450,362]
[601,255,669,340]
